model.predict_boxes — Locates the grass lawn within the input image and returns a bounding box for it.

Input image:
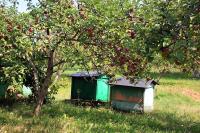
[0,72,200,133]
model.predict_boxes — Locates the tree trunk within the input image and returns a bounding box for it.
[34,93,45,116]
[33,50,54,116]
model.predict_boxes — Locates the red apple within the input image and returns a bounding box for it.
[128,30,136,39]
[125,48,129,52]
[29,27,33,33]
[119,56,126,64]
[86,28,93,37]
[130,31,136,39]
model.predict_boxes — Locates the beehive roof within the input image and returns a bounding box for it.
[109,78,158,88]
[70,71,102,77]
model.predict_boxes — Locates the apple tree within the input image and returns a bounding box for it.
[1,0,150,115]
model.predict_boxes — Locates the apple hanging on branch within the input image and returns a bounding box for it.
[128,29,136,39]
[86,27,94,37]
[29,27,33,33]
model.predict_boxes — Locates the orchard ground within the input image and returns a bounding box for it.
[0,70,200,133]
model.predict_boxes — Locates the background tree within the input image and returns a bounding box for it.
[136,0,200,73]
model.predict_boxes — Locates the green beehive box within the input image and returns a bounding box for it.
[22,85,32,97]
[0,83,8,99]
[70,71,110,102]
[110,78,158,112]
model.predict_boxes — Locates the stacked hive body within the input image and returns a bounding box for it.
[110,78,158,112]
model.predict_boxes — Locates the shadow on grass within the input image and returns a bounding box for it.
[0,102,199,132]
[43,102,200,132]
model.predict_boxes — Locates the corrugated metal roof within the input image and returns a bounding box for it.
[70,71,102,77]
[109,78,158,88]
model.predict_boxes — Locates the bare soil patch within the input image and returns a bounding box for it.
[182,89,200,102]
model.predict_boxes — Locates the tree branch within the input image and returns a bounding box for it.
[26,55,40,93]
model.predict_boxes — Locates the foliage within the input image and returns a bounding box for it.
[137,0,200,71]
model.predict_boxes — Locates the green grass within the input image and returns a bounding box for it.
[0,72,200,133]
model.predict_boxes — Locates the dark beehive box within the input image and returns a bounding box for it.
[70,71,110,102]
